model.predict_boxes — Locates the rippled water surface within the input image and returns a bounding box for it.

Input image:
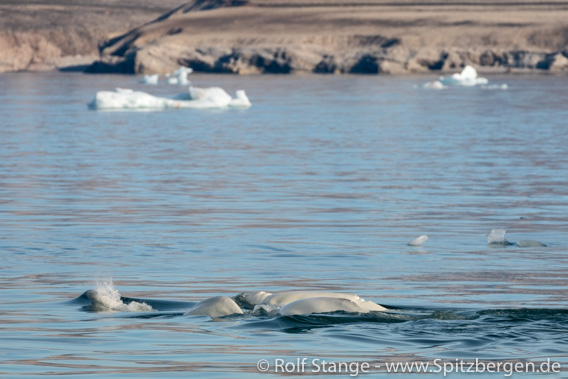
[0,72,567,378]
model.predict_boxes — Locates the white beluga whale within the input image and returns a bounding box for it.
[279,296,386,316]
[82,282,388,319]
[487,229,546,247]
[239,291,387,315]
[185,296,243,318]
[408,235,428,246]
[517,240,547,248]
[85,281,153,312]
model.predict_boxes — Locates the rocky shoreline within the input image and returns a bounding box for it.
[87,44,568,75]
[2,0,568,75]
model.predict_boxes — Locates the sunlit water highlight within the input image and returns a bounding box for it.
[0,72,567,377]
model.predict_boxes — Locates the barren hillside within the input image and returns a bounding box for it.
[0,0,182,72]
[1,0,567,74]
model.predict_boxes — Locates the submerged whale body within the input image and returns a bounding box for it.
[516,240,547,247]
[185,296,243,318]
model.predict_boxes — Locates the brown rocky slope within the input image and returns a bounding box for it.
[0,0,184,72]
[89,0,568,74]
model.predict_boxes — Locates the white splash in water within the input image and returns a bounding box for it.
[487,229,511,245]
[87,280,153,312]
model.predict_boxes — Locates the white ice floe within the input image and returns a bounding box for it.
[85,280,153,312]
[408,235,429,246]
[438,65,489,87]
[140,74,159,85]
[88,86,251,110]
[166,66,193,85]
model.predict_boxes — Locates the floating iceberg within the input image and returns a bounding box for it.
[140,74,159,85]
[166,66,193,85]
[88,86,251,110]
[439,65,489,86]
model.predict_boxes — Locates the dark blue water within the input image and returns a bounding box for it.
[0,72,567,378]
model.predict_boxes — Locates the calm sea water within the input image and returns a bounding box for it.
[0,72,567,378]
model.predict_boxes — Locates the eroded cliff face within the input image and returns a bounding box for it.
[88,0,568,74]
[2,0,568,74]
[0,0,184,72]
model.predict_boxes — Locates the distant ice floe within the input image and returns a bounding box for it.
[440,65,488,86]
[140,74,159,85]
[139,66,193,85]
[423,80,445,89]
[88,86,251,110]
[166,67,193,85]
[423,65,507,90]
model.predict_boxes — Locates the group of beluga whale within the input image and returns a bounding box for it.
[84,228,547,319]
[83,283,388,319]
[186,291,388,318]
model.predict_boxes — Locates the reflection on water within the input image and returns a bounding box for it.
[0,72,567,377]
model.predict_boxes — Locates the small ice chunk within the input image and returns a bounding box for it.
[487,229,512,245]
[141,74,159,85]
[167,66,193,85]
[424,80,445,89]
[230,89,252,107]
[517,240,547,248]
[439,65,488,86]
[481,84,508,90]
[408,235,429,246]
